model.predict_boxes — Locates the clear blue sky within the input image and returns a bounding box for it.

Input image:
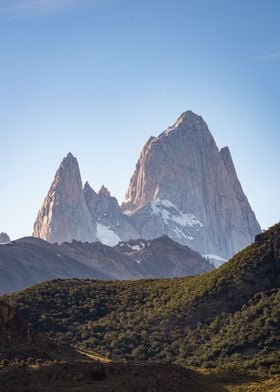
[0,0,279,240]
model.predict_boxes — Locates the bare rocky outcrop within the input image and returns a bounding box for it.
[84,183,139,245]
[33,153,96,244]
[123,111,261,259]
[0,232,10,244]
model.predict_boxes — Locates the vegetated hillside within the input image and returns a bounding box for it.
[0,361,203,392]
[0,301,81,363]
[0,301,200,392]
[5,224,280,373]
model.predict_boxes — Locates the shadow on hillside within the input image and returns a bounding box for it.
[192,368,263,392]
[0,361,236,392]
[185,368,229,392]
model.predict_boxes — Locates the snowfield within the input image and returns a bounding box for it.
[96,223,121,246]
[150,198,204,227]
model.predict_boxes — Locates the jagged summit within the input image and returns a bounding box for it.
[65,151,75,160]
[98,185,111,197]
[168,110,205,130]
[54,152,81,187]
[83,181,93,192]
[58,152,79,174]
[220,145,230,154]
[123,110,218,212]
[162,111,210,139]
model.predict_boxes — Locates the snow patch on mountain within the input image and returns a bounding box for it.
[123,210,133,216]
[128,245,143,252]
[96,223,120,246]
[150,199,203,227]
[203,254,227,268]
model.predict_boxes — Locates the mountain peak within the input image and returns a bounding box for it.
[177,110,199,121]
[55,153,80,185]
[84,180,90,190]
[84,181,96,194]
[123,111,261,259]
[98,185,111,197]
[168,110,205,131]
[33,154,96,244]
[65,151,75,160]
[220,145,230,156]
[62,152,78,167]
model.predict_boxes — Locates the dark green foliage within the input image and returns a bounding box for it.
[4,224,280,372]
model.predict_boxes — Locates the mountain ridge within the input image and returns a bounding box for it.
[0,235,213,294]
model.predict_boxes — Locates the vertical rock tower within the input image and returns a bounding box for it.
[33,153,96,244]
[123,111,261,259]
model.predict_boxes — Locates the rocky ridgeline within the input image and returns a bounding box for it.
[0,235,213,294]
[33,111,261,261]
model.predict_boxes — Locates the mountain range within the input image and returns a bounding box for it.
[0,235,213,294]
[33,110,260,263]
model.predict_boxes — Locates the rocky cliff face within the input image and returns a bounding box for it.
[123,111,261,259]
[84,183,139,245]
[33,154,137,246]
[0,232,10,244]
[33,153,96,244]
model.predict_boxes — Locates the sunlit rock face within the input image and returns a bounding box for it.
[33,153,97,244]
[123,111,261,259]
[33,154,137,247]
